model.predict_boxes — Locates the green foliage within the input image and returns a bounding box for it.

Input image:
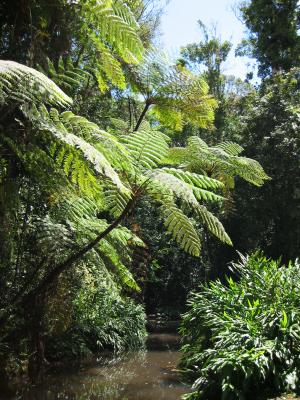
[121,127,170,169]
[225,68,300,263]
[160,202,202,257]
[47,270,146,358]
[0,60,72,107]
[37,56,93,97]
[79,0,144,90]
[0,0,144,91]
[134,197,213,317]
[238,0,300,77]
[181,20,232,99]
[74,275,146,352]
[130,51,217,130]
[0,47,268,382]
[0,59,236,306]
[180,253,300,400]
[165,136,270,187]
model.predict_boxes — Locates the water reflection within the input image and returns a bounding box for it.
[3,350,189,400]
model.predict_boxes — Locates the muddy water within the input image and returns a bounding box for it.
[1,335,190,400]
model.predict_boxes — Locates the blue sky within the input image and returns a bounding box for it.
[160,0,255,78]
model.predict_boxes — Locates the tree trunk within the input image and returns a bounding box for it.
[27,295,47,383]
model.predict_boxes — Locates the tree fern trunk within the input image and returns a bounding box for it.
[134,101,151,131]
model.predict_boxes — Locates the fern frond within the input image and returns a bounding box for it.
[49,142,103,197]
[84,0,144,63]
[104,184,132,217]
[1,135,71,192]
[160,202,202,257]
[63,196,104,222]
[212,142,244,156]
[196,205,232,246]
[108,224,145,248]
[57,195,143,291]
[98,240,140,292]
[0,60,72,107]
[89,37,127,89]
[33,216,74,260]
[55,110,133,172]
[158,168,224,190]
[149,170,223,205]
[122,128,169,169]
[78,0,143,90]
[27,105,130,194]
[165,136,270,187]
[131,51,217,130]
[113,0,139,30]
[226,157,270,187]
[38,56,92,94]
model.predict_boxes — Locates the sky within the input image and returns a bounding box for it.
[160,0,255,79]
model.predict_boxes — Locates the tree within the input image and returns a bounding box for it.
[181,21,232,100]
[224,69,300,263]
[127,51,218,131]
[180,21,241,145]
[237,0,300,77]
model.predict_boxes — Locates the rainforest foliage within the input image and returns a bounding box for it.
[178,1,300,399]
[180,253,300,400]
[0,1,299,399]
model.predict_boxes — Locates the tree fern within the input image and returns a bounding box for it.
[104,184,132,217]
[150,170,224,205]
[26,104,130,194]
[121,127,170,169]
[196,204,232,245]
[160,202,202,257]
[129,51,217,130]
[0,60,72,107]
[57,111,133,173]
[38,57,92,95]
[56,195,143,291]
[79,0,144,90]
[167,136,270,187]
[49,143,103,197]
[158,168,224,190]
[98,240,140,291]
[0,59,269,325]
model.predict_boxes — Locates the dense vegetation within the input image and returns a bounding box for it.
[0,0,299,399]
[178,1,300,399]
[180,253,300,400]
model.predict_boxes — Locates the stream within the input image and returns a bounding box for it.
[0,333,190,400]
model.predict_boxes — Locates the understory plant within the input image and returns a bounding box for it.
[45,269,146,359]
[180,253,300,400]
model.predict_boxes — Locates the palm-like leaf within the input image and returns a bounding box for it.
[79,0,144,89]
[129,51,217,130]
[57,196,143,291]
[167,136,270,187]
[26,105,130,194]
[122,128,170,169]
[160,202,202,257]
[0,60,72,107]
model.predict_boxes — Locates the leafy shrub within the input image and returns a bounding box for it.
[73,278,147,353]
[180,253,300,400]
[46,270,147,360]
